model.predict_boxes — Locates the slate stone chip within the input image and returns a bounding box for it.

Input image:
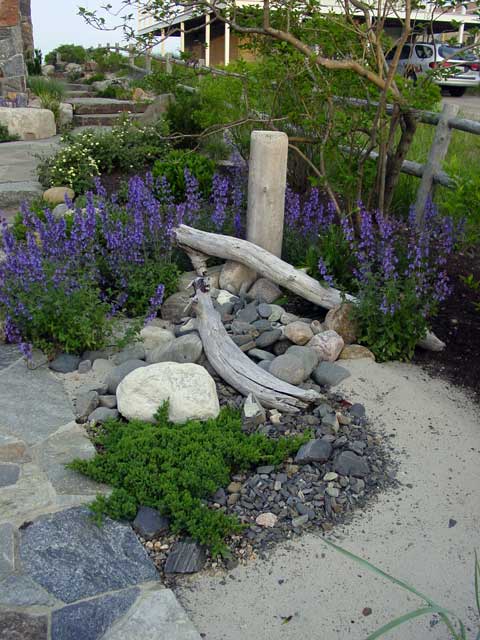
[164,540,206,574]
[19,507,158,603]
[133,506,170,540]
[49,354,81,374]
[334,450,370,478]
[295,439,332,464]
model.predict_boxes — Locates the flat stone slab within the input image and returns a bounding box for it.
[0,461,55,525]
[0,344,21,370]
[0,611,48,640]
[0,573,59,607]
[19,507,159,603]
[0,463,20,487]
[31,422,107,495]
[51,587,139,640]
[0,522,15,579]
[103,588,201,640]
[0,432,30,463]
[0,362,74,445]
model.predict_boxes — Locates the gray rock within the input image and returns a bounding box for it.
[231,320,258,336]
[295,439,332,464]
[75,390,99,422]
[247,278,282,303]
[88,407,119,423]
[286,346,319,377]
[292,514,309,528]
[133,506,170,540]
[255,329,282,349]
[243,393,266,424]
[99,395,117,409]
[164,540,206,574]
[51,588,139,640]
[147,333,203,365]
[82,348,116,362]
[0,522,15,579]
[0,462,20,487]
[106,360,147,394]
[258,360,271,372]
[269,354,306,385]
[268,305,284,322]
[49,353,80,373]
[257,303,272,318]
[280,312,299,325]
[251,319,272,334]
[231,334,255,346]
[0,574,58,607]
[257,465,274,474]
[0,611,48,640]
[236,302,259,324]
[349,440,366,455]
[334,451,370,478]
[312,362,351,387]
[248,348,276,361]
[113,344,146,365]
[349,403,366,419]
[19,507,158,603]
[52,203,69,219]
[161,291,192,323]
[78,359,92,374]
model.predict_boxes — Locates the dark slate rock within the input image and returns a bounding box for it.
[164,540,206,574]
[334,451,370,478]
[106,359,147,394]
[236,302,259,324]
[248,348,276,361]
[0,463,20,488]
[113,344,146,365]
[231,334,255,346]
[211,488,227,506]
[88,407,119,423]
[75,390,99,422]
[0,611,48,640]
[257,465,274,475]
[295,439,332,464]
[349,440,367,455]
[231,320,258,336]
[349,403,366,418]
[251,319,272,334]
[19,507,158,603]
[51,588,139,640]
[49,354,81,374]
[273,340,292,356]
[312,362,351,387]
[0,574,58,607]
[133,506,170,540]
[255,329,282,349]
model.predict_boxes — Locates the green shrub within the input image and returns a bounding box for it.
[85,72,106,84]
[165,89,203,147]
[121,262,180,317]
[0,123,19,143]
[26,49,42,76]
[89,48,128,72]
[96,84,133,101]
[153,149,216,201]
[27,76,66,101]
[69,404,308,556]
[45,44,88,65]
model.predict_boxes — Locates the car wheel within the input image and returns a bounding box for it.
[448,87,466,97]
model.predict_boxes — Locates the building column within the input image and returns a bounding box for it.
[205,13,210,66]
[161,29,165,56]
[458,5,466,44]
[180,21,185,54]
[224,20,230,66]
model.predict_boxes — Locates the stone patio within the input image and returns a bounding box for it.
[0,344,200,639]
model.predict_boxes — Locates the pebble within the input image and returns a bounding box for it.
[256,512,278,528]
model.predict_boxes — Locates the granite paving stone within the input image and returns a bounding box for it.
[0,573,59,607]
[0,362,74,445]
[20,507,159,603]
[0,463,20,487]
[0,611,48,640]
[0,462,55,525]
[51,587,139,640]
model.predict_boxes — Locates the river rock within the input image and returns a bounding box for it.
[312,362,351,387]
[283,321,313,345]
[43,187,75,206]
[255,329,282,349]
[116,362,220,424]
[269,353,306,385]
[219,261,256,295]
[49,353,80,373]
[339,344,375,360]
[133,506,170,540]
[88,407,119,423]
[106,359,147,394]
[308,330,344,362]
[139,326,175,351]
[247,278,281,304]
[146,333,203,365]
[113,343,146,365]
[325,303,358,344]
[285,346,319,377]
[160,291,192,322]
[295,438,332,464]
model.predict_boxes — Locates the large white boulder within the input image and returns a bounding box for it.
[116,362,220,424]
[0,107,56,140]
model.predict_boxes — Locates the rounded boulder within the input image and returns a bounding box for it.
[116,362,220,424]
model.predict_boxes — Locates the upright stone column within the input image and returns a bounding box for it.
[0,0,27,97]
[246,130,288,258]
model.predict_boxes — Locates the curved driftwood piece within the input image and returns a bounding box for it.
[175,225,445,351]
[191,279,320,413]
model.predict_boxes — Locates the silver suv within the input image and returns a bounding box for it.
[386,42,480,96]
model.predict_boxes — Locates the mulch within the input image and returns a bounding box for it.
[414,245,480,402]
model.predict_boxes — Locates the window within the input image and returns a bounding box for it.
[415,45,434,59]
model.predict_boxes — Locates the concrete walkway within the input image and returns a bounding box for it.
[0,345,200,640]
[0,137,60,214]
[177,359,480,640]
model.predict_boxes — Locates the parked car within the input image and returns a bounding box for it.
[386,42,480,96]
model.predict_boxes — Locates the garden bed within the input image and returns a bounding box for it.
[414,245,480,401]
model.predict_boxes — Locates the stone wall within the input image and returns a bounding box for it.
[0,0,27,96]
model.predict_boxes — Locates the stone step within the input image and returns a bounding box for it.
[0,181,43,208]
[72,112,142,126]
[66,90,95,99]
[69,98,149,115]
[63,82,88,90]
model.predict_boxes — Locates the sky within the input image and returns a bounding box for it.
[31,0,178,56]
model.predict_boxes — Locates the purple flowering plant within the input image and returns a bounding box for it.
[284,189,456,361]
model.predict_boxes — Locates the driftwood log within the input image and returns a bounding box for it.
[175,225,445,351]
[191,277,320,412]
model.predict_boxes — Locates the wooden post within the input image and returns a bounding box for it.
[128,45,135,65]
[166,52,172,74]
[161,29,166,56]
[115,42,120,54]
[145,46,152,73]
[224,20,230,66]
[415,103,459,226]
[205,13,210,67]
[246,131,289,257]
[180,21,185,54]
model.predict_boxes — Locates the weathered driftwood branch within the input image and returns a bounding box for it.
[190,276,320,413]
[175,225,445,352]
